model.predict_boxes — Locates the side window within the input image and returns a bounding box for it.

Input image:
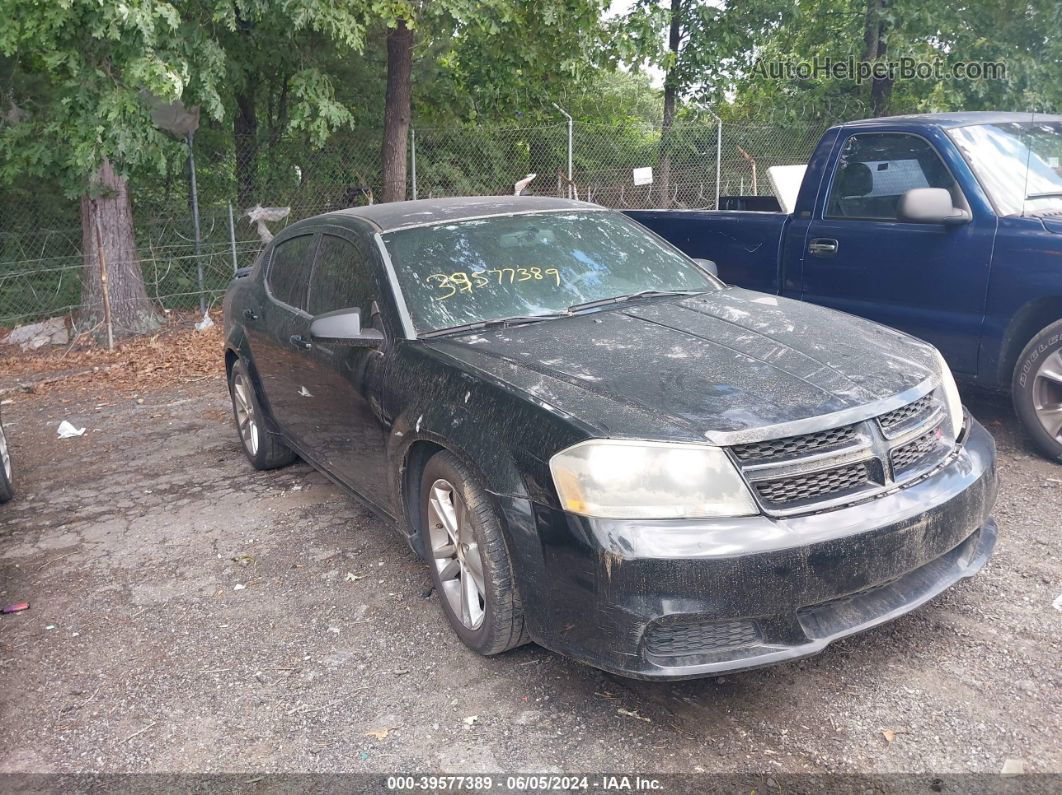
[308,234,378,317]
[825,134,959,221]
[267,234,317,310]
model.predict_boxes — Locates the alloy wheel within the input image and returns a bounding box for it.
[1033,350,1062,442]
[0,424,10,481]
[427,478,486,630]
[232,372,260,456]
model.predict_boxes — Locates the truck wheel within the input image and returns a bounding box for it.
[0,421,14,503]
[228,359,297,470]
[419,450,530,656]
[1012,319,1062,461]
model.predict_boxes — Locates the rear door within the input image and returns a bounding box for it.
[801,131,993,374]
[248,231,319,442]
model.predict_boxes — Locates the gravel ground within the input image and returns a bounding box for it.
[0,371,1058,776]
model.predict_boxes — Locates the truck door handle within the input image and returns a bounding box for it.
[289,334,312,351]
[809,238,839,256]
[243,309,258,321]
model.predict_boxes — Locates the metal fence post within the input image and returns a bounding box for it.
[186,131,205,314]
[552,103,573,199]
[228,202,239,274]
[410,127,418,200]
[700,107,723,210]
[716,118,722,209]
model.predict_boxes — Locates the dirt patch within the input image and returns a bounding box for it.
[0,311,224,401]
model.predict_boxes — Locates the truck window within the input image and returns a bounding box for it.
[825,133,959,221]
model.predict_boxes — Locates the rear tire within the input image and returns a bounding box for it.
[419,450,529,656]
[228,359,297,470]
[1012,319,1062,462]
[0,420,14,503]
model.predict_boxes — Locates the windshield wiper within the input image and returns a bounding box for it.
[567,289,705,313]
[1027,192,1062,200]
[421,289,707,338]
[420,312,571,338]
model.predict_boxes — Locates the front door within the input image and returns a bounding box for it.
[298,230,394,512]
[801,131,993,375]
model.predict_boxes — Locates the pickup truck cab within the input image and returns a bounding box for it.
[628,112,1062,460]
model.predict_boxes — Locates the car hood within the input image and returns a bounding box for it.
[423,287,939,444]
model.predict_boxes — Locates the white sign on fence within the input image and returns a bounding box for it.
[632,167,653,186]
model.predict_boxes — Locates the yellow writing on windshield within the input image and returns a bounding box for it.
[426,268,561,300]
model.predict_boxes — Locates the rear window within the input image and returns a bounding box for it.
[267,234,317,310]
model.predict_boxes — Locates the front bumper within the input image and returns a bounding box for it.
[524,418,998,680]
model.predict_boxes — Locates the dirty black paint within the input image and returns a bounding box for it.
[222,197,998,680]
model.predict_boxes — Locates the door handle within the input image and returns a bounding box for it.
[243,309,258,321]
[808,238,839,256]
[289,334,312,351]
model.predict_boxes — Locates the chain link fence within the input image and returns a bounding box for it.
[0,116,833,334]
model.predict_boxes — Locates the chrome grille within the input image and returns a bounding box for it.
[877,394,935,436]
[753,462,870,505]
[730,388,953,516]
[732,424,858,461]
[644,619,761,657]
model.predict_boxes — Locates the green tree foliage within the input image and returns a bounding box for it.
[717,0,1061,120]
[0,0,378,331]
[0,0,225,194]
[420,0,609,122]
[373,0,610,201]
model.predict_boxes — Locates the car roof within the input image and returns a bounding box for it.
[838,111,1062,130]
[301,196,604,234]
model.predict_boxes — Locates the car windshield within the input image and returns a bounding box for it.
[947,120,1062,217]
[381,210,720,333]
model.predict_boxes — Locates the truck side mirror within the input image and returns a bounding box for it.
[899,188,971,225]
[692,258,719,276]
[310,307,384,346]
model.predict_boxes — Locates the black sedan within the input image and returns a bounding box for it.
[223,197,997,680]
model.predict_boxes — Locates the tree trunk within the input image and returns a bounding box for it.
[79,160,160,337]
[381,19,413,203]
[658,0,683,208]
[234,85,258,208]
[863,0,893,116]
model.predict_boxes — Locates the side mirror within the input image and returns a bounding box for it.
[309,308,384,346]
[899,188,971,225]
[693,258,719,276]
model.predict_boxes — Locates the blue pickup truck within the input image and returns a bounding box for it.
[628,111,1062,461]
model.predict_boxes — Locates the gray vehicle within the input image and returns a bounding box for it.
[0,406,13,503]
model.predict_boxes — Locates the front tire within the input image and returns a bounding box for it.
[0,421,14,503]
[1012,319,1062,461]
[228,359,297,470]
[419,451,529,656]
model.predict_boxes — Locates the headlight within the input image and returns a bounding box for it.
[933,348,964,438]
[548,439,758,519]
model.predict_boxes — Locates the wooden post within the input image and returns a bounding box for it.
[91,200,115,351]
